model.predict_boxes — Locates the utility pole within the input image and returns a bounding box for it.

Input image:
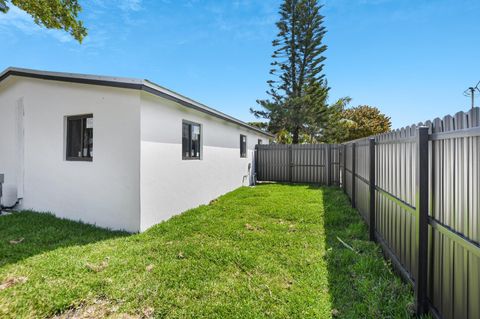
[464,81,480,109]
[468,86,475,109]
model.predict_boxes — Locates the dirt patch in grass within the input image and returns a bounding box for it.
[51,299,154,319]
[0,276,27,291]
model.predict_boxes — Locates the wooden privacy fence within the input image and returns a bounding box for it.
[341,107,480,319]
[255,143,340,185]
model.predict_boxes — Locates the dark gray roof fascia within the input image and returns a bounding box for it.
[0,67,273,138]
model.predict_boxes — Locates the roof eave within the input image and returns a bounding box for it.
[0,67,274,138]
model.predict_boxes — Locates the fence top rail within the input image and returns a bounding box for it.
[256,144,289,148]
[429,125,480,141]
[256,143,340,149]
[375,185,416,213]
[375,136,416,145]
[354,141,371,147]
[341,124,480,145]
[344,140,369,147]
[375,140,415,146]
[429,217,480,258]
[339,107,480,146]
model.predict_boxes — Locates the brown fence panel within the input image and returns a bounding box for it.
[256,144,289,182]
[375,126,418,282]
[341,107,480,319]
[345,143,353,199]
[256,144,340,185]
[354,138,370,222]
[426,108,480,319]
[331,145,341,184]
[255,108,480,318]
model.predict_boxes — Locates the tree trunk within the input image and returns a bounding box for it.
[292,128,299,144]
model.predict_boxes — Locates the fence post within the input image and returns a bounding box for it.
[288,145,293,183]
[415,126,429,315]
[369,138,376,242]
[254,144,259,184]
[351,143,356,208]
[343,144,347,193]
[327,144,332,186]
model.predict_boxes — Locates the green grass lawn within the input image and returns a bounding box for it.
[0,184,414,318]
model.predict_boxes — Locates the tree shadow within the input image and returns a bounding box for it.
[321,187,417,318]
[0,211,129,268]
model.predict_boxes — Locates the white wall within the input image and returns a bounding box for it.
[0,77,141,232]
[0,76,271,232]
[0,78,22,207]
[140,92,269,231]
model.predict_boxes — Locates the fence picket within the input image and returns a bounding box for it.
[338,107,480,319]
[256,144,340,185]
[255,107,480,319]
[467,107,480,319]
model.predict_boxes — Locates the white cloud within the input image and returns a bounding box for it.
[202,0,277,41]
[0,5,73,42]
[47,30,73,43]
[322,0,394,10]
[119,0,142,12]
[89,0,143,11]
[0,5,38,34]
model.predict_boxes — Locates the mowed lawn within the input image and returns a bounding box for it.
[0,184,414,318]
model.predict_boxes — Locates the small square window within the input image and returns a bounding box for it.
[240,134,247,158]
[258,139,263,145]
[66,114,93,161]
[182,121,201,160]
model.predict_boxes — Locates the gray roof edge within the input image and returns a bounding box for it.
[0,67,273,138]
[0,67,145,86]
[141,80,273,137]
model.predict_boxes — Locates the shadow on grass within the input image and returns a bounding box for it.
[256,181,327,190]
[257,182,416,317]
[321,187,416,318]
[0,211,129,268]
[0,185,417,318]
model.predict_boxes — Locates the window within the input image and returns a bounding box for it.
[258,139,263,145]
[66,114,93,161]
[182,121,201,159]
[240,134,247,158]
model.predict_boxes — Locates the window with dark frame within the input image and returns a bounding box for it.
[240,134,247,158]
[258,139,263,145]
[66,114,93,161]
[182,121,201,159]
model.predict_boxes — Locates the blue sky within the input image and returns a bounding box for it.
[1,0,479,128]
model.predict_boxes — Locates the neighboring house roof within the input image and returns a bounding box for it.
[0,67,273,138]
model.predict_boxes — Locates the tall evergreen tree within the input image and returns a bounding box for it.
[252,0,329,144]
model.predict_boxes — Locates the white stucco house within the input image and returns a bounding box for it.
[0,67,272,232]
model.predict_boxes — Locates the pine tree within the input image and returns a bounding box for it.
[252,0,329,144]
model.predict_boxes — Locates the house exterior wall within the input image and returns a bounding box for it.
[0,74,271,233]
[140,92,269,231]
[0,77,141,232]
